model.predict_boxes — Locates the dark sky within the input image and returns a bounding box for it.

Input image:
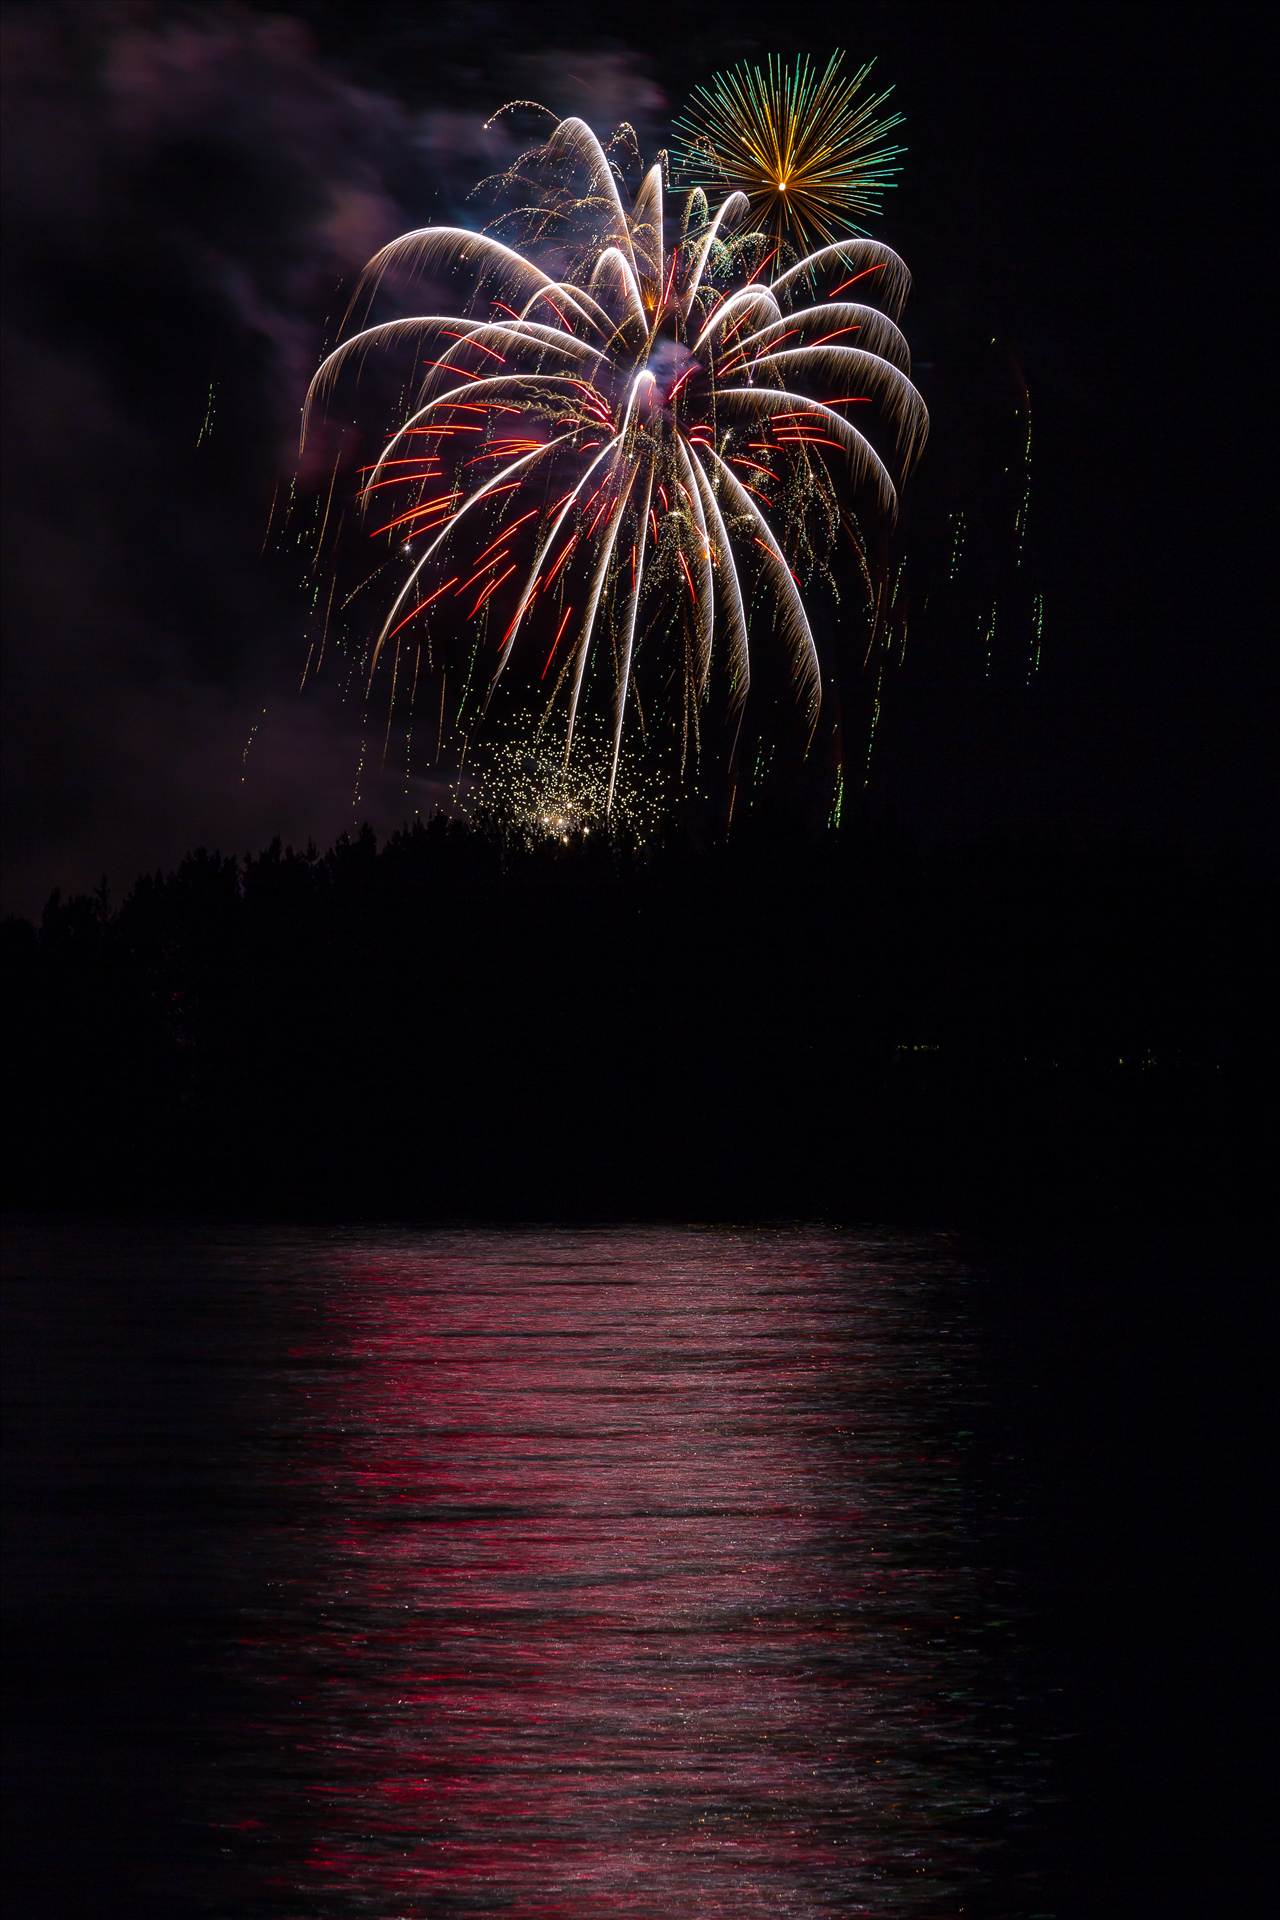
[1,0,1269,913]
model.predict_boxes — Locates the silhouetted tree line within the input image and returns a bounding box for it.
[2,814,1270,1216]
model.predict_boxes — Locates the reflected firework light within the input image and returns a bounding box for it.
[209,1226,1043,1916]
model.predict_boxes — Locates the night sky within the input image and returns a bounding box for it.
[1,0,1269,914]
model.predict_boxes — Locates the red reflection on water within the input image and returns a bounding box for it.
[241,1228,991,1916]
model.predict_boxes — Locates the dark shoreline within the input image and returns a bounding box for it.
[4,814,1270,1227]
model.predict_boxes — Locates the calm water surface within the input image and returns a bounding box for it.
[4,1224,1052,1916]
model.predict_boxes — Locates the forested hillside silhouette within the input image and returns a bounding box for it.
[3,814,1267,1217]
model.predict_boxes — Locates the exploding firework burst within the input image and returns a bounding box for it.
[303,109,926,811]
[671,53,905,252]
[462,719,670,851]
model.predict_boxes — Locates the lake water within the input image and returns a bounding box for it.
[4,1222,1079,1915]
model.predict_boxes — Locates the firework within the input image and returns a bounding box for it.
[461,719,670,851]
[671,53,905,251]
[303,111,926,810]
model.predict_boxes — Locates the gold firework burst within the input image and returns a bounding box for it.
[672,52,905,251]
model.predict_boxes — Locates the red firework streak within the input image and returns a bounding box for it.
[540,604,575,680]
